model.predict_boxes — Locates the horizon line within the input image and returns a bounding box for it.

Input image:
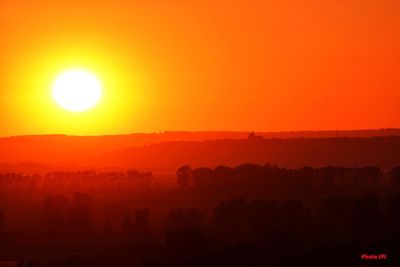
[1,127,400,138]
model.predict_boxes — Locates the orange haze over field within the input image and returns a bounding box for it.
[1,0,399,136]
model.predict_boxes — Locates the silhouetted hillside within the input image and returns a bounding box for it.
[97,137,400,170]
[1,131,400,172]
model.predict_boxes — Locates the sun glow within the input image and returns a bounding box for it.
[52,70,102,112]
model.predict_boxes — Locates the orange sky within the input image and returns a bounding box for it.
[0,0,399,136]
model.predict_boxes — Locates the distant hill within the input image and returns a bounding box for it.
[0,129,399,172]
[95,137,400,171]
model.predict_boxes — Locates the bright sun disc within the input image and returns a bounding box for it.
[52,70,102,112]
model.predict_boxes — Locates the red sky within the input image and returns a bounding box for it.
[0,0,399,136]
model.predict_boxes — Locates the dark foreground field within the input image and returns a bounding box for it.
[1,164,400,266]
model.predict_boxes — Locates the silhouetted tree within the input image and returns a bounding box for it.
[166,228,213,264]
[213,198,250,244]
[177,165,192,188]
[360,166,382,183]
[42,194,69,238]
[122,214,133,240]
[295,167,314,192]
[316,196,355,243]
[68,206,92,238]
[67,192,92,238]
[0,209,4,238]
[385,192,400,240]
[17,261,41,267]
[353,194,383,245]
[132,208,152,242]
[166,209,211,263]
[0,209,4,225]
[391,166,400,185]
[192,167,213,189]
[319,167,337,188]
[167,208,204,233]
[72,192,92,208]
[96,221,118,241]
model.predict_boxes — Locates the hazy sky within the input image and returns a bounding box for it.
[1,0,399,136]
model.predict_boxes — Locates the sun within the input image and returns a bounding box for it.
[52,70,102,112]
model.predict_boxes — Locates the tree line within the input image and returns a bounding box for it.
[0,170,153,194]
[177,164,400,194]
